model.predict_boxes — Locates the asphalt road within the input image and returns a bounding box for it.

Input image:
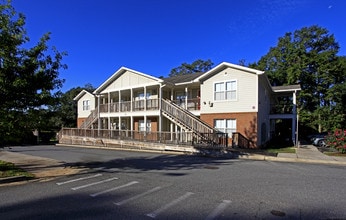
[1,145,345,219]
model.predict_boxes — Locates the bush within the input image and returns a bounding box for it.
[325,129,346,153]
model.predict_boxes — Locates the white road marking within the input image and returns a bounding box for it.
[56,174,103,185]
[205,200,231,220]
[146,192,194,218]
[90,181,139,197]
[71,177,118,190]
[114,186,162,206]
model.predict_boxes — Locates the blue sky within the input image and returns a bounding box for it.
[11,0,346,92]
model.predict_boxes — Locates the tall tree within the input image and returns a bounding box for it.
[169,59,213,77]
[0,1,67,145]
[50,84,95,128]
[250,25,346,132]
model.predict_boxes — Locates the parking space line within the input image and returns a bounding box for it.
[114,186,162,206]
[71,177,118,190]
[146,192,194,218]
[205,200,231,220]
[90,181,139,197]
[56,174,103,185]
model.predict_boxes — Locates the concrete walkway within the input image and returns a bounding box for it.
[1,144,346,185]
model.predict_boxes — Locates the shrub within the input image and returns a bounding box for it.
[325,129,346,154]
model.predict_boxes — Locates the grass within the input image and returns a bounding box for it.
[265,147,296,154]
[0,160,34,178]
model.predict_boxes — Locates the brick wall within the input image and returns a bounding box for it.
[200,112,258,148]
[77,118,86,128]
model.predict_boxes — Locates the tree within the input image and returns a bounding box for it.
[250,25,346,132]
[51,84,95,128]
[169,59,214,77]
[0,1,67,145]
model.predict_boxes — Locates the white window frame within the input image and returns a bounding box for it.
[82,100,90,111]
[213,80,237,101]
[138,120,151,132]
[214,119,236,136]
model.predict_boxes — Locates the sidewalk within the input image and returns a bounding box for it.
[1,144,346,185]
[237,144,346,165]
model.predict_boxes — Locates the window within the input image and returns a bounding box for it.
[214,80,237,101]
[83,100,90,111]
[214,119,236,136]
[138,120,151,132]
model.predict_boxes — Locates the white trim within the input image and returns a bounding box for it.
[213,79,238,102]
[94,67,163,94]
[194,62,264,82]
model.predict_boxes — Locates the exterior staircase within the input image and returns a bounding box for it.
[79,108,98,129]
[161,99,227,147]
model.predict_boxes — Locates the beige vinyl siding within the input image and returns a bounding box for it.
[200,67,258,114]
[102,70,159,93]
[257,76,271,144]
[77,92,96,118]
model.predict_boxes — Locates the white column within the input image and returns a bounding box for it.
[144,86,147,111]
[185,86,188,109]
[292,90,297,146]
[130,88,133,112]
[97,95,101,133]
[119,90,121,131]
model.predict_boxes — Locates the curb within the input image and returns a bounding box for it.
[0,175,32,184]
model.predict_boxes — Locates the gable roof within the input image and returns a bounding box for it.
[162,72,205,85]
[194,62,265,82]
[73,89,94,101]
[94,67,164,94]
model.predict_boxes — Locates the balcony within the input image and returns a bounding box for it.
[99,99,159,113]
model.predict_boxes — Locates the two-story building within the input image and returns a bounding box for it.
[72,62,300,148]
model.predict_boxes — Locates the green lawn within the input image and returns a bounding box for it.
[265,147,296,154]
[0,160,34,178]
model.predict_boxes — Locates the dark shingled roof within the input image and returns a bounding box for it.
[163,72,205,84]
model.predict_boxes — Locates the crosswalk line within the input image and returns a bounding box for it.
[146,192,194,218]
[90,181,139,197]
[114,186,162,206]
[56,174,103,185]
[205,200,231,220]
[71,177,118,190]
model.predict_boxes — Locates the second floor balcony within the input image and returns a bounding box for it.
[99,98,201,113]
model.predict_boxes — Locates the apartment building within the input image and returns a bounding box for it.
[73,62,300,148]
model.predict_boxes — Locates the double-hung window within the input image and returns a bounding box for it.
[82,100,90,111]
[214,119,236,136]
[214,80,237,101]
[138,120,151,132]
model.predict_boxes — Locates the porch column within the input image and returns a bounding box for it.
[97,95,101,135]
[119,90,121,113]
[170,122,174,141]
[144,86,147,111]
[185,86,188,110]
[108,92,110,113]
[130,88,133,112]
[170,88,174,101]
[293,90,298,146]
[159,85,162,133]
[144,115,147,137]
[130,116,133,131]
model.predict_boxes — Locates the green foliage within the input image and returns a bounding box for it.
[51,84,95,128]
[169,59,213,77]
[250,25,346,132]
[325,129,346,154]
[0,160,34,177]
[0,1,67,146]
